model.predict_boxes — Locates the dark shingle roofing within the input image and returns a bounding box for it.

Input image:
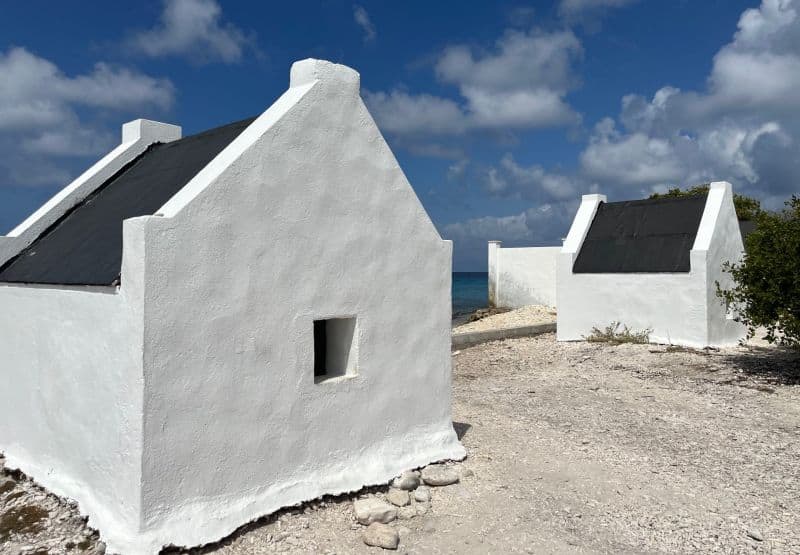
[572,194,708,273]
[0,117,255,286]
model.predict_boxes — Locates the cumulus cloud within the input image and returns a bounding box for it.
[0,47,174,187]
[363,90,467,135]
[443,203,577,268]
[577,0,800,208]
[490,154,579,200]
[128,0,254,63]
[365,27,582,136]
[353,5,376,42]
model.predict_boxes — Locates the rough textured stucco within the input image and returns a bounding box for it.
[0,58,463,555]
[556,182,746,348]
[127,59,464,554]
[488,242,558,308]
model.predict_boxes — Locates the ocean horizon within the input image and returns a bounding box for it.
[452,271,488,324]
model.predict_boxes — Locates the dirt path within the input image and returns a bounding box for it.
[2,335,799,554]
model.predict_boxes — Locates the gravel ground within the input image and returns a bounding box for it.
[453,305,556,334]
[2,335,799,554]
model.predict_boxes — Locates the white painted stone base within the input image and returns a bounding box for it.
[115,424,461,554]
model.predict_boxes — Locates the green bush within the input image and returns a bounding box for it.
[717,196,800,348]
[649,184,762,220]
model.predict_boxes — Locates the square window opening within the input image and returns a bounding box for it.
[314,317,358,383]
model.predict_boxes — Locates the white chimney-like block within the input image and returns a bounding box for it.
[122,119,182,144]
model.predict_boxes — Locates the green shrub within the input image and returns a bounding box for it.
[649,184,762,220]
[585,322,651,345]
[717,196,800,348]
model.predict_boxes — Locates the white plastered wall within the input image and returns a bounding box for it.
[488,242,559,308]
[0,120,181,265]
[0,121,181,540]
[556,183,746,348]
[108,59,464,554]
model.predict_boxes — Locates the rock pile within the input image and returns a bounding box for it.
[354,462,467,551]
[0,453,105,555]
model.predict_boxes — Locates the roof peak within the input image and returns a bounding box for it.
[289,58,360,92]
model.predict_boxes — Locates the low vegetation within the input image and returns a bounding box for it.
[585,322,651,345]
[718,196,800,348]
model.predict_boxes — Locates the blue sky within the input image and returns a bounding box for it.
[1,0,797,270]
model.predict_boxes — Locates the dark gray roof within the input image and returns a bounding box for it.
[0,117,255,286]
[739,219,756,241]
[573,194,708,273]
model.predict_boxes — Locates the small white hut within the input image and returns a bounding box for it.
[0,59,464,554]
[557,181,746,348]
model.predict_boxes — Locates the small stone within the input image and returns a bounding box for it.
[88,542,107,555]
[416,503,429,516]
[397,526,411,538]
[391,471,421,491]
[387,488,410,507]
[362,522,399,550]
[461,468,475,478]
[747,529,764,542]
[413,487,430,503]
[422,519,436,533]
[353,498,397,525]
[397,507,416,520]
[421,465,459,487]
[0,477,16,494]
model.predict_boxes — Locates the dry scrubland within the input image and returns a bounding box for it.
[2,332,799,554]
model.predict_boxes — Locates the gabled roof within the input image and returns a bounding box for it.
[0,117,255,286]
[573,194,708,273]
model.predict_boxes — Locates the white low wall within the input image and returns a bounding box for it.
[0,283,144,535]
[488,242,558,308]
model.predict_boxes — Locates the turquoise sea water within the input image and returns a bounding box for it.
[452,272,488,323]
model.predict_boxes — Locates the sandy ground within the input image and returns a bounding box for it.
[454,305,556,334]
[2,334,799,554]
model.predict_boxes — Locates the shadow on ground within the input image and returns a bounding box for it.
[721,346,800,385]
[453,421,472,440]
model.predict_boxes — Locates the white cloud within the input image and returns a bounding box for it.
[443,202,577,268]
[578,0,800,204]
[494,154,578,200]
[0,47,174,186]
[363,90,467,135]
[580,118,687,188]
[353,5,376,42]
[129,0,254,63]
[365,27,582,136]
